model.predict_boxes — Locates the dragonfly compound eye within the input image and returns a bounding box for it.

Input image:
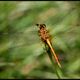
[43,24,46,27]
[36,24,39,26]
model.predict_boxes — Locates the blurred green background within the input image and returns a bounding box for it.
[0,1,80,79]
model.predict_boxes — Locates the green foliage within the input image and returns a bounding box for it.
[0,1,80,79]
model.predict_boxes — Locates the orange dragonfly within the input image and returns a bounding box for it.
[9,24,61,68]
[36,24,61,68]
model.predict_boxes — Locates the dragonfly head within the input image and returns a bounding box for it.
[36,24,46,29]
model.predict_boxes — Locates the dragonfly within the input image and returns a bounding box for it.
[36,24,61,68]
[9,23,61,68]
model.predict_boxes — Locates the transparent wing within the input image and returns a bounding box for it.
[9,26,40,49]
